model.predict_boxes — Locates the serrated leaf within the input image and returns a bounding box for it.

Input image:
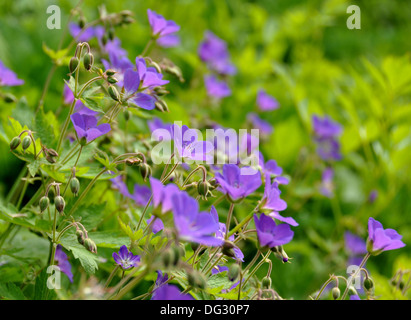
[0,282,26,300]
[42,43,68,66]
[60,236,99,275]
[33,268,57,300]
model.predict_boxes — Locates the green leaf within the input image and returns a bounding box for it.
[33,268,57,300]
[42,42,68,66]
[34,107,59,148]
[0,282,26,300]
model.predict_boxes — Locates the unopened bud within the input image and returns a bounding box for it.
[187,271,206,290]
[261,276,272,289]
[348,286,358,296]
[124,110,131,121]
[22,136,31,151]
[102,33,108,46]
[139,163,152,181]
[3,93,16,103]
[76,229,85,245]
[79,16,86,29]
[39,196,50,213]
[172,246,181,266]
[108,28,115,41]
[222,240,236,259]
[54,195,65,213]
[332,287,340,300]
[363,278,374,291]
[154,87,169,96]
[108,85,120,102]
[69,57,79,74]
[107,76,118,84]
[105,69,116,76]
[228,264,240,282]
[10,136,21,150]
[162,247,174,268]
[84,238,97,253]
[197,180,209,199]
[83,52,94,71]
[70,177,80,196]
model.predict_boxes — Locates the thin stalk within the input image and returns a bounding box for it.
[243,251,270,288]
[341,253,371,300]
[225,203,235,240]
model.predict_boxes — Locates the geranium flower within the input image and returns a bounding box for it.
[101,51,134,87]
[204,75,231,99]
[68,22,95,42]
[198,31,236,75]
[147,9,180,48]
[122,68,156,110]
[367,218,405,255]
[257,89,279,111]
[215,164,262,201]
[151,284,194,300]
[150,177,180,214]
[146,216,164,234]
[55,245,73,282]
[254,214,294,249]
[247,112,273,136]
[112,245,140,270]
[319,167,334,198]
[312,115,342,161]
[172,191,223,247]
[0,60,24,86]
[70,112,111,144]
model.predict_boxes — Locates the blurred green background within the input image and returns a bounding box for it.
[1,0,411,299]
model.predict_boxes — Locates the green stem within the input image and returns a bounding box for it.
[49,208,58,266]
[111,269,149,300]
[16,172,31,209]
[227,207,257,237]
[141,38,155,57]
[225,203,235,240]
[62,146,83,197]
[243,251,270,288]
[341,253,371,300]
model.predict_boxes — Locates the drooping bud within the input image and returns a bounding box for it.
[197,180,210,199]
[271,245,290,263]
[363,278,374,291]
[84,238,97,253]
[139,163,152,181]
[3,93,16,103]
[228,264,240,282]
[187,270,207,290]
[22,136,31,151]
[69,57,80,74]
[105,69,116,76]
[108,28,115,41]
[76,229,85,245]
[153,87,169,96]
[78,16,86,29]
[39,196,50,213]
[222,240,236,259]
[261,276,272,289]
[124,110,131,121]
[154,99,169,113]
[101,33,108,46]
[108,85,120,102]
[332,287,340,300]
[54,195,65,213]
[107,76,118,84]
[10,136,21,150]
[348,286,358,296]
[162,247,175,268]
[83,52,94,71]
[70,177,80,196]
[43,147,59,163]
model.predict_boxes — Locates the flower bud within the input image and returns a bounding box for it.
[105,69,117,76]
[39,196,50,213]
[101,33,108,46]
[172,246,181,266]
[332,287,340,300]
[197,180,209,199]
[162,247,174,268]
[70,177,80,196]
[139,163,152,181]
[54,195,65,213]
[363,278,374,291]
[222,240,236,259]
[3,93,16,103]
[228,264,240,282]
[69,57,79,74]
[124,110,131,121]
[108,28,115,41]
[83,52,94,71]
[187,271,207,290]
[76,229,85,245]
[154,99,169,113]
[108,85,120,102]
[84,238,97,253]
[261,276,272,289]
[348,286,358,296]
[153,87,169,96]
[107,76,118,84]
[10,136,21,150]
[271,245,290,263]
[22,136,31,151]
[78,16,86,29]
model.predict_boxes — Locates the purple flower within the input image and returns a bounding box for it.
[261,174,298,227]
[70,113,111,144]
[147,9,180,48]
[312,115,342,161]
[210,206,244,262]
[151,284,194,300]
[147,216,164,234]
[68,22,95,42]
[148,117,172,141]
[319,167,334,198]
[350,295,361,300]
[150,177,180,214]
[215,164,262,201]
[0,60,24,86]
[247,113,273,136]
[254,214,294,249]
[258,152,284,177]
[257,90,279,111]
[367,218,405,255]
[204,75,231,99]
[171,123,214,162]
[112,245,140,270]
[55,245,73,282]
[63,84,74,105]
[344,231,367,256]
[198,31,236,75]
[136,57,169,89]
[122,68,156,110]
[132,184,152,206]
[172,191,223,247]
[101,51,134,87]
